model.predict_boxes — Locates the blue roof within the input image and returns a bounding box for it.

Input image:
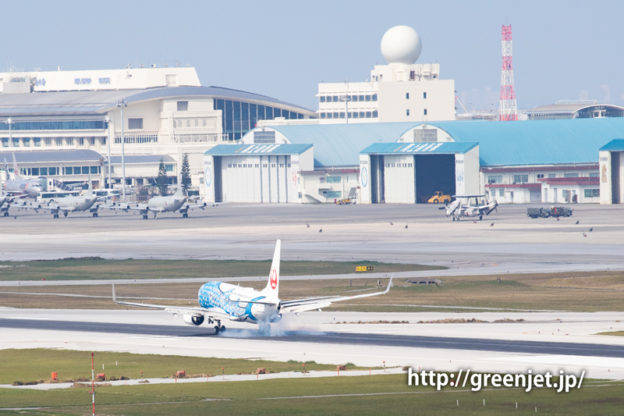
[600,139,624,151]
[361,141,478,155]
[261,118,624,167]
[270,122,416,167]
[206,143,313,156]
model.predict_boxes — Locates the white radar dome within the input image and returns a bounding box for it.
[380,25,422,64]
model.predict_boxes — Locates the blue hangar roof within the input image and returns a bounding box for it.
[600,139,624,151]
[264,118,624,167]
[361,141,478,155]
[206,143,313,156]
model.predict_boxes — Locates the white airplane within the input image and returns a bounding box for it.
[2,154,44,199]
[112,239,392,334]
[110,187,208,219]
[43,191,100,218]
[445,194,498,221]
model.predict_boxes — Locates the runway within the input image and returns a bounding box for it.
[2,318,623,358]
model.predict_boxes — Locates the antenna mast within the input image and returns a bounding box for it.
[499,25,518,121]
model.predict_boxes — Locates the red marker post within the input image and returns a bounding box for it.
[91,352,95,416]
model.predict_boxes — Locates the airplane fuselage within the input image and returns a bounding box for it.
[197,282,279,323]
[54,196,98,212]
[147,195,186,213]
[5,178,43,198]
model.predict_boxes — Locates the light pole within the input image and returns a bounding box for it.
[117,100,127,200]
[7,117,12,149]
[340,91,351,124]
[105,115,111,188]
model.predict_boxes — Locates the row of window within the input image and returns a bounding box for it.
[385,163,414,168]
[320,111,378,119]
[584,189,600,197]
[319,94,377,103]
[406,109,428,116]
[405,92,428,100]
[226,163,292,169]
[488,172,598,185]
[17,166,101,176]
[214,99,306,141]
[2,137,107,147]
[173,118,210,128]
[0,120,107,131]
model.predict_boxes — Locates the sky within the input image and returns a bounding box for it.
[2,0,623,112]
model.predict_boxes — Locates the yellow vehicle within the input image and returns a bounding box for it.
[427,191,452,204]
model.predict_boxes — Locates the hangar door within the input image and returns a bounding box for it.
[612,152,620,204]
[414,154,455,203]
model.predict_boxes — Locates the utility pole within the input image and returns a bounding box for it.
[117,100,128,199]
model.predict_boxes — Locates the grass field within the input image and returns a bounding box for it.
[2,270,624,312]
[0,349,354,385]
[0,258,440,282]
[596,331,624,337]
[0,374,623,416]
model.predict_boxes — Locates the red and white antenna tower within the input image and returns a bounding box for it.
[499,24,518,121]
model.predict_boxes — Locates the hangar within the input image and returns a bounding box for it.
[599,139,624,204]
[203,118,624,204]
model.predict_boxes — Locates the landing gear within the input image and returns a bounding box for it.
[213,320,226,334]
[53,213,60,219]
[92,212,98,217]
[3,211,8,217]
[182,212,188,218]
[63,211,68,217]
[142,214,148,220]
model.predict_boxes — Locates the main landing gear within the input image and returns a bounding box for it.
[209,318,226,334]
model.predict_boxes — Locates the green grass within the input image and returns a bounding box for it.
[0,374,622,415]
[0,258,442,281]
[0,349,354,385]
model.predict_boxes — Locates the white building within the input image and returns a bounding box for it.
[0,67,315,191]
[317,26,455,124]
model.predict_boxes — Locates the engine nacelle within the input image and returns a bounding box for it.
[183,313,205,326]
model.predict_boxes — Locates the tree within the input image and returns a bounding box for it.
[156,158,168,196]
[181,153,191,194]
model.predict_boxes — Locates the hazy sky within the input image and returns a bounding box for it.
[2,0,622,111]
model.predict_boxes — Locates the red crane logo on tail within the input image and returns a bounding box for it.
[270,269,278,289]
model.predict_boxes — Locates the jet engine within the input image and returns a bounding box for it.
[183,313,205,326]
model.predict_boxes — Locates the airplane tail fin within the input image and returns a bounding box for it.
[12,153,20,178]
[261,239,281,302]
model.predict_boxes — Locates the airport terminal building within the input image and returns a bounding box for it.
[0,67,315,189]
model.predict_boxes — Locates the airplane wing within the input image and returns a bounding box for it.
[111,285,231,320]
[279,277,392,314]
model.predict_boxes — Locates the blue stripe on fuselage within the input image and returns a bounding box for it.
[198,282,265,322]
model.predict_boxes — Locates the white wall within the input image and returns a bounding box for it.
[383,155,415,203]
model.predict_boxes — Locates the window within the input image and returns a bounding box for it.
[372,110,378,118]
[165,164,174,172]
[326,176,341,183]
[513,174,529,184]
[405,92,410,99]
[423,92,427,99]
[406,109,410,117]
[81,166,89,174]
[359,95,364,101]
[372,94,377,101]
[564,172,579,178]
[366,111,372,118]
[128,118,143,129]
[536,173,544,179]
[90,166,99,174]
[365,95,371,101]
[55,138,62,146]
[487,175,502,184]
[40,167,48,175]
[22,138,31,147]
[352,112,359,118]
[320,112,326,119]
[548,173,557,178]
[78,138,84,146]
[320,96,326,103]
[45,138,52,146]
[339,112,345,118]
[49,167,57,175]
[332,96,338,102]
[34,138,41,147]
[177,101,188,111]
[423,108,428,115]
[352,95,359,102]
[499,188,504,197]
[31,168,39,175]
[584,189,600,197]
[73,167,81,174]
[589,172,599,177]
[64,167,72,175]
[1,138,7,147]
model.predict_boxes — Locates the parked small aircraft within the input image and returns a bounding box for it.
[113,239,393,333]
[445,194,498,221]
[110,187,207,219]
